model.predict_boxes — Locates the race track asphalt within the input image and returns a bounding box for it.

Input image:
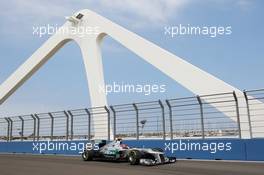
[0,154,263,175]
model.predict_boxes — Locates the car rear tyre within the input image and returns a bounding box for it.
[82,150,93,161]
[129,150,141,165]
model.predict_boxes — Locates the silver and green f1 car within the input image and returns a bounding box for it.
[81,139,176,166]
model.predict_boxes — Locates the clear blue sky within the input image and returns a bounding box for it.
[0,0,263,116]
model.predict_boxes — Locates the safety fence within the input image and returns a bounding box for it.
[0,89,264,141]
[244,89,264,138]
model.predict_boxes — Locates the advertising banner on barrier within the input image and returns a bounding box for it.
[1,139,263,161]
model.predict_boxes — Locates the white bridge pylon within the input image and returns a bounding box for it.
[0,9,261,139]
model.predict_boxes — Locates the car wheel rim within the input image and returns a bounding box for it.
[83,153,87,159]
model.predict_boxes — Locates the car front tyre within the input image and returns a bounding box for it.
[82,150,93,161]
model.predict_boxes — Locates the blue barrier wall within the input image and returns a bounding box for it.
[0,139,263,161]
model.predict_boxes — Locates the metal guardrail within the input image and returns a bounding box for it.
[0,89,264,141]
[244,89,264,138]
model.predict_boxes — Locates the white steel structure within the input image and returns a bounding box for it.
[0,9,262,138]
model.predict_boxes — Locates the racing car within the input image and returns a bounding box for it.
[81,138,176,166]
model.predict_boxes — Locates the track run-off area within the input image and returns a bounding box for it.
[0,154,263,175]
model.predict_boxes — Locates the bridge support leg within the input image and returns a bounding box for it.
[78,35,109,139]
